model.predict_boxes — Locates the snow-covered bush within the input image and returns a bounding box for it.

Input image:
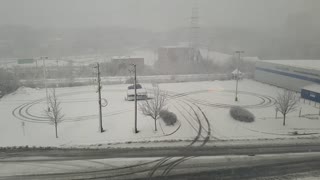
[230,106,255,122]
[160,110,177,126]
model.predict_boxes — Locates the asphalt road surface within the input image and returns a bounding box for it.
[1,144,320,179]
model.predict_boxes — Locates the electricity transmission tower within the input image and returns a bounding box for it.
[189,0,200,62]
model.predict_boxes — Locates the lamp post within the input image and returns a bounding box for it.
[129,64,138,133]
[41,56,49,107]
[234,51,244,102]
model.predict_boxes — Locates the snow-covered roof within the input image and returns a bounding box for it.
[243,57,260,62]
[160,45,190,49]
[160,42,190,49]
[262,60,320,71]
[112,56,143,60]
[302,84,320,93]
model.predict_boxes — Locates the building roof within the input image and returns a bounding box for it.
[112,56,143,60]
[262,60,320,71]
[303,84,320,93]
[160,42,190,49]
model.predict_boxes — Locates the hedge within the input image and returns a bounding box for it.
[159,110,177,126]
[230,106,255,122]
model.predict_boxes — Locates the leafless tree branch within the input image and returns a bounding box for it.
[44,88,64,138]
[139,86,167,131]
[274,90,299,126]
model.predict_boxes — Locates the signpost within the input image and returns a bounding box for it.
[21,122,25,136]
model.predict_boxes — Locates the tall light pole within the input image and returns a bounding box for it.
[234,51,244,102]
[41,56,49,107]
[130,64,138,133]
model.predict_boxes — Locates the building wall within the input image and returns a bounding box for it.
[254,61,320,92]
[301,89,320,103]
[111,58,144,72]
[156,47,203,74]
[158,47,202,63]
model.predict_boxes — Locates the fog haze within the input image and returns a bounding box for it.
[0,0,308,31]
[0,0,319,59]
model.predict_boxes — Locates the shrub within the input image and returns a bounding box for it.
[0,70,20,96]
[160,110,177,126]
[230,106,255,122]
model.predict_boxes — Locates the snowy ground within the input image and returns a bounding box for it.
[0,79,319,147]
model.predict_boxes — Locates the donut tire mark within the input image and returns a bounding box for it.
[148,99,213,178]
[11,88,276,179]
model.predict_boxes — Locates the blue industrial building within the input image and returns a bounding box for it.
[254,60,320,103]
[301,85,320,103]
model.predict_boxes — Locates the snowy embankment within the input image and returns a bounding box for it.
[0,79,319,148]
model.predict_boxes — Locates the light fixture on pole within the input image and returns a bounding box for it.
[234,51,244,102]
[129,63,138,133]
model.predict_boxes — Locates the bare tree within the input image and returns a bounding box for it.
[44,88,64,138]
[274,90,299,126]
[139,86,167,131]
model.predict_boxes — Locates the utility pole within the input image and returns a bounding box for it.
[95,63,104,133]
[133,64,138,133]
[129,64,138,133]
[35,59,38,80]
[56,59,59,66]
[235,51,244,102]
[56,59,59,87]
[41,56,49,107]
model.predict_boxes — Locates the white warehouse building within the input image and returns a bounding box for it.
[254,60,320,92]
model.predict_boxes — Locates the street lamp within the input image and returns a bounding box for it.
[234,51,244,102]
[129,63,138,134]
[40,56,49,107]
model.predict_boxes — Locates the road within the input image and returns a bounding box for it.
[1,143,320,179]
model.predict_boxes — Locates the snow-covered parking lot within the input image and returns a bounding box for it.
[0,79,319,147]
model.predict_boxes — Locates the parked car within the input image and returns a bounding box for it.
[125,84,148,101]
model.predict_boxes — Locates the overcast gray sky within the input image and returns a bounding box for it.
[0,0,311,32]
